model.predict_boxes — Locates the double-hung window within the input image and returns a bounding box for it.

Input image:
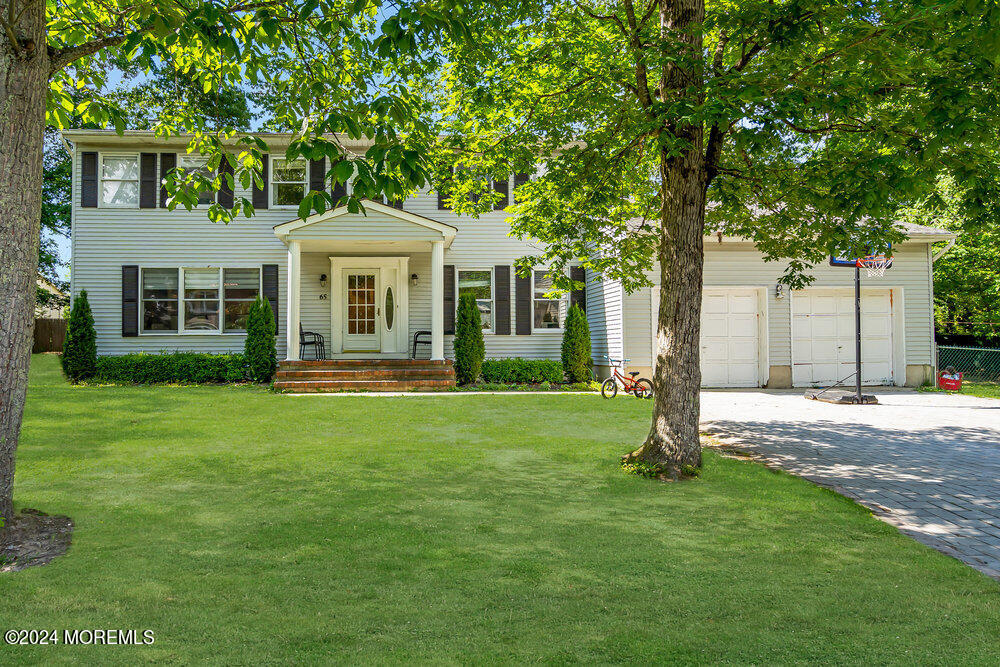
[222,269,261,331]
[100,154,139,207]
[178,155,215,205]
[140,267,261,333]
[458,270,493,331]
[183,269,220,331]
[272,158,307,206]
[532,270,567,330]
[142,269,180,331]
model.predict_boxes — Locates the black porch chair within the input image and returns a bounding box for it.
[299,324,327,360]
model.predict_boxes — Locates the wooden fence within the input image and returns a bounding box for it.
[33,318,67,353]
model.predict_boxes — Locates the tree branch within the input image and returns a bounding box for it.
[622,0,653,108]
[48,32,135,76]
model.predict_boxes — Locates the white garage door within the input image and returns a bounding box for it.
[699,288,762,388]
[792,289,894,386]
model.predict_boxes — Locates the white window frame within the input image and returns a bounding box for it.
[270,156,308,208]
[531,269,568,333]
[177,154,216,207]
[456,267,495,334]
[98,152,140,209]
[137,266,262,336]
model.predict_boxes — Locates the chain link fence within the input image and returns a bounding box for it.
[938,345,1000,383]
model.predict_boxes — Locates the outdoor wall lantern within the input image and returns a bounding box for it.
[320,273,328,288]
[410,273,419,287]
[775,283,785,300]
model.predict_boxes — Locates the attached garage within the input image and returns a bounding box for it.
[652,286,767,388]
[791,288,903,387]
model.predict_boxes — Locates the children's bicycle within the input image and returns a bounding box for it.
[601,356,654,399]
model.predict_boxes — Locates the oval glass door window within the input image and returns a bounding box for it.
[384,286,394,331]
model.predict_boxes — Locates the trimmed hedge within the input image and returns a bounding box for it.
[244,295,277,382]
[92,352,250,384]
[481,358,563,384]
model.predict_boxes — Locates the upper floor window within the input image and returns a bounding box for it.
[272,158,307,206]
[101,154,139,207]
[533,270,567,330]
[458,269,493,331]
[178,155,215,206]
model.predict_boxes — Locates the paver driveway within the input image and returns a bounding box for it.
[700,389,1000,580]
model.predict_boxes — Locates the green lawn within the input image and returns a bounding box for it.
[921,381,1000,399]
[4,355,1000,664]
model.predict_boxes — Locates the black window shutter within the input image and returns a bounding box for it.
[443,265,456,335]
[159,153,176,208]
[494,265,511,335]
[309,158,325,197]
[570,266,586,313]
[81,152,98,207]
[515,272,532,335]
[331,180,346,205]
[218,155,234,208]
[513,171,531,204]
[493,177,509,210]
[122,265,139,337]
[253,155,269,209]
[139,153,157,208]
[437,168,452,210]
[262,265,279,336]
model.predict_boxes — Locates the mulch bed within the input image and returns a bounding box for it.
[1,509,73,573]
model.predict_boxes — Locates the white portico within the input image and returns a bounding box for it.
[273,201,457,361]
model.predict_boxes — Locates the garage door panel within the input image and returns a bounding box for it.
[701,339,728,362]
[835,314,855,338]
[729,294,758,313]
[729,314,758,338]
[695,288,761,388]
[702,294,728,314]
[792,288,894,387]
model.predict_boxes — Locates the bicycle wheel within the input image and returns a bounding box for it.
[633,378,654,399]
[601,378,618,399]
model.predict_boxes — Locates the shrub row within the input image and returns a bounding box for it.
[92,352,250,384]
[480,358,564,384]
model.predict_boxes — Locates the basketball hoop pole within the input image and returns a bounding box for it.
[854,264,862,404]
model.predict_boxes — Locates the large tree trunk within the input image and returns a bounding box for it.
[624,0,706,478]
[0,0,47,522]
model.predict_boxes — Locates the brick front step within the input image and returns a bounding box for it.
[273,378,455,392]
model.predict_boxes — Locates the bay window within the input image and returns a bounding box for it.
[101,154,139,207]
[458,269,493,331]
[139,267,261,334]
[533,270,567,330]
[272,158,307,206]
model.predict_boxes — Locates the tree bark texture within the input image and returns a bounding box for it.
[626,0,706,476]
[1,0,47,522]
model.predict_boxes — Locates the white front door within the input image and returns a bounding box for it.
[792,288,894,386]
[342,270,380,351]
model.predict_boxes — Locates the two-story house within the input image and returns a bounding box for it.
[64,129,954,390]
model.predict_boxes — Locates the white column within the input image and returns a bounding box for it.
[286,240,301,360]
[430,240,445,360]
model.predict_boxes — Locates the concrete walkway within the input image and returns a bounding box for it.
[701,389,1000,580]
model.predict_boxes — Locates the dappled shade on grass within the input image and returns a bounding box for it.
[4,355,1000,663]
